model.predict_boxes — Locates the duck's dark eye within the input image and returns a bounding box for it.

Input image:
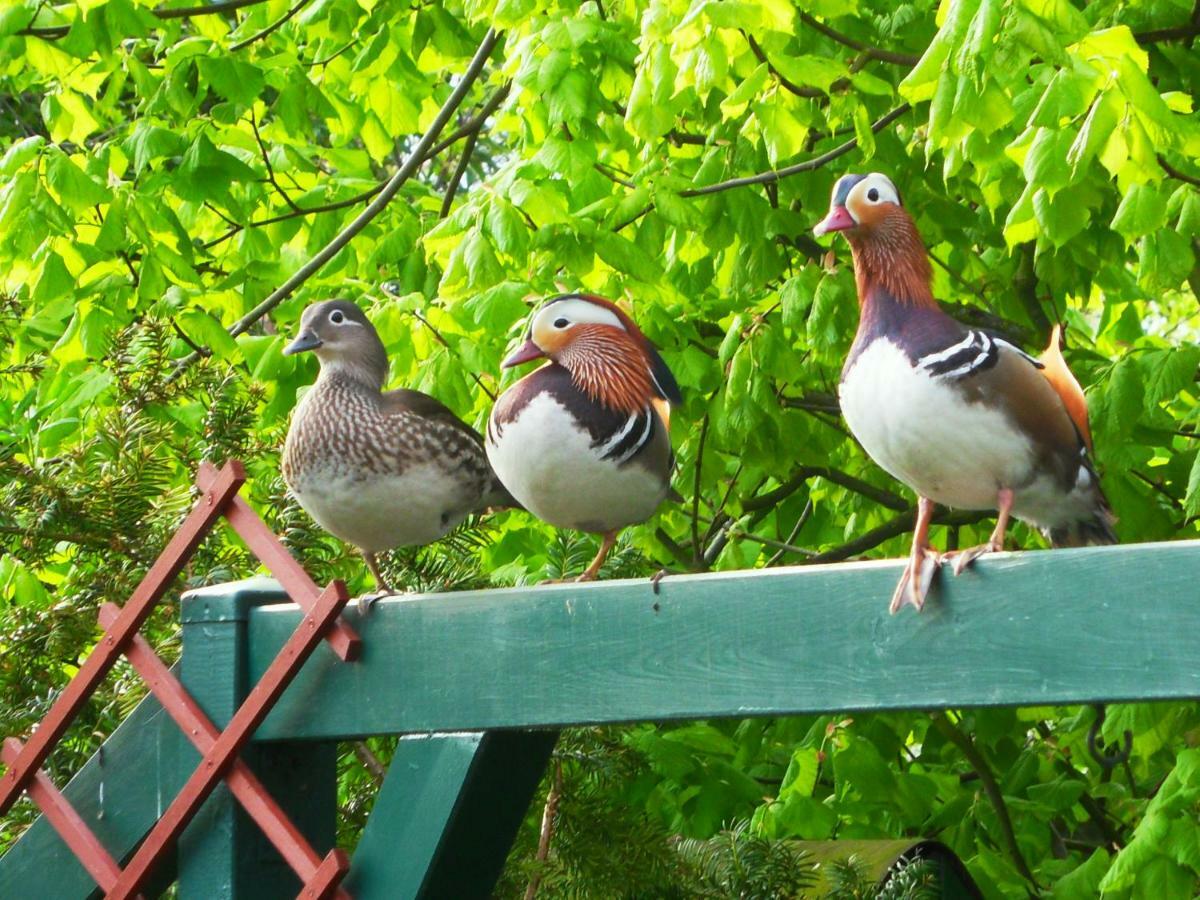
[554,317,569,328]
[330,310,345,324]
[867,188,880,202]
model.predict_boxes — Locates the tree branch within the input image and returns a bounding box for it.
[409,308,497,401]
[173,28,502,374]
[439,129,480,219]
[931,713,1039,889]
[229,0,311,51]
[1135,0,1200,45]
[743,32,829,98]
[797,11,920,66]
[1158,154,1200,187]
[524,760,563,900]
[202,84,510,251]
[681,104,911,197]
[249,110,301,213]
[742,465,908,513]
[802,506,988,564]
[18,0,271,38]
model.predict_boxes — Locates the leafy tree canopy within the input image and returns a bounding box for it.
[1,0,1198,894]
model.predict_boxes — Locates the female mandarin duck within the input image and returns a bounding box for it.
[282,299,512,610]
[813,173,1115,613]
[486,294,681,581]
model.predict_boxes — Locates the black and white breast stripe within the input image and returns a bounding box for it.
[916,330,1043,380]
[594,406,655,466]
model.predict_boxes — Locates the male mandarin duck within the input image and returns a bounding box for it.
[486,293,681,581]
[813,172,1115,613]
[281,299,513,610]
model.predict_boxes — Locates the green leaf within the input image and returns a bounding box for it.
[780,273,813,330]
[0,135,44,176]
[33,252,74,303]
[1111,183,1169,242]
[44,149,111,213]
[1142,348,1200,406]
[807,274,841,349]
[175,133,257,203]
[199,57,265,106]
[626,44,677,140]
[595,231,663,282]
[177,309,241,360]
[1066,88,1123,175]
[720,63,768,118]
[779,747,819,799]
[124,124,187,174]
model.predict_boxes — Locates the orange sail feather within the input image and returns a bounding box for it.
[1039,325,1093,453]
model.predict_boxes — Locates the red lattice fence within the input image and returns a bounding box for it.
[0,461,362,899]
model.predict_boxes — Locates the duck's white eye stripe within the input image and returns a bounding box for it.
[858,173,900,206]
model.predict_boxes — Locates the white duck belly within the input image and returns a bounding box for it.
[487,392,667,533]
[839,339,1035,510]
[290,461,474,552]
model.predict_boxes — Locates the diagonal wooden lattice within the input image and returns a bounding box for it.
[0,460,362,900]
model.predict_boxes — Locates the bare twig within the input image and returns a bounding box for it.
[250,111,301,213]
[797,11,920,65]
[691,414,710,565]
[802,506,988,564]
[767,498,814,566]
[19,0,271,37]
[744,32,841,98]
[173,28,502,374]
[202,84,510,251]
[524,760,563,900]
[229,0,311,51]
[743,465,908,513]
[411,309,497,401]
[681,104,911,197]
[172,319,211,357]
[931,713,1039,889]
[352,740,386,786]
[1135,0,1200,45]
[439,129,480,218]
[1158,155,1200,187]
[729,528,818,559]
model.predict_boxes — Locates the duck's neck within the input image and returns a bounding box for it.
[316,359,386,393]
[846,217,936,312]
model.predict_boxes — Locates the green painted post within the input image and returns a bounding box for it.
[178,579,338,900]
[345,730,557,898]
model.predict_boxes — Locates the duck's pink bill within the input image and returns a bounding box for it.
[502,339,545,368]
[813,205,856,237]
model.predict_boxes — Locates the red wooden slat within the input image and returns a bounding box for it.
[1,739,124,895]
[106,581,351,899]
[297,849,351,900]
[0,461,246,817]
[196,463,361,662]
[98,604,352,900]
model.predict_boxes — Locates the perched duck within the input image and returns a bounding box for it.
[282,299,512,609]
[486,294,681,581]
[813,172,1115,613]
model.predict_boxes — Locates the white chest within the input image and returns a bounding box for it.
[486,392,667,533]
[839,339,1035,510]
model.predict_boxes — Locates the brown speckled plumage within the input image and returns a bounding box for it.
[281,299,510,591]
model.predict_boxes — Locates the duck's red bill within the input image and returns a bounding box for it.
[813,205,856,236]
[502,339,545,368]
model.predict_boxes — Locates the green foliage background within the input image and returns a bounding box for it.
[1,0,1198,894]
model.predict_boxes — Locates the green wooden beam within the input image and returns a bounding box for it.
[344,730,556,898]
[240,541,1200,741]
